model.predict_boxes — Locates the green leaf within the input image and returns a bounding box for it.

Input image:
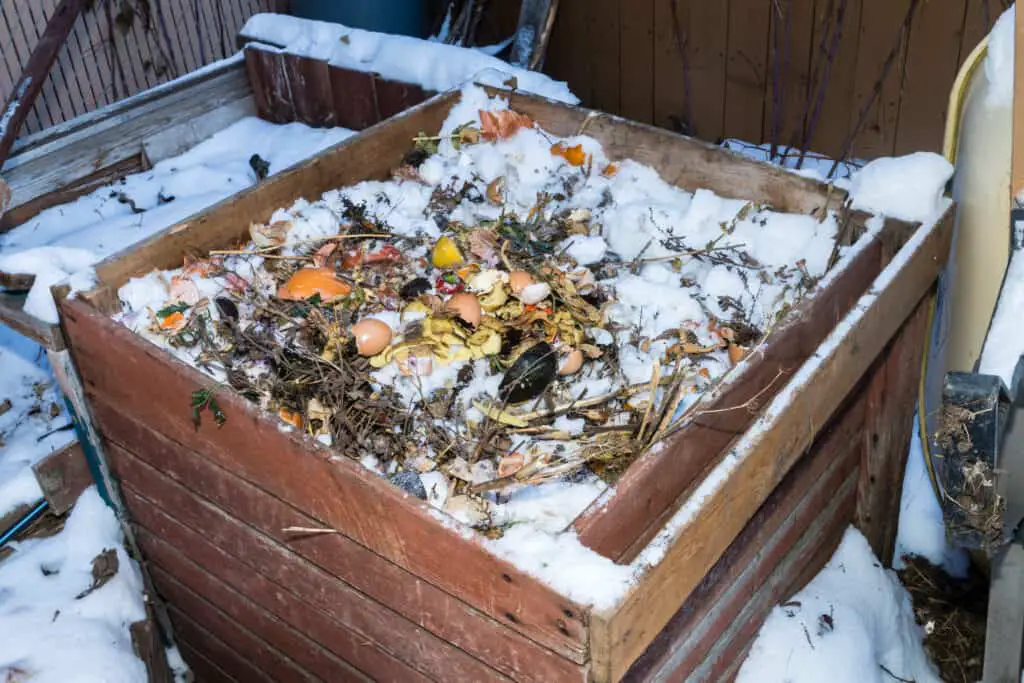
[156,302,189,319]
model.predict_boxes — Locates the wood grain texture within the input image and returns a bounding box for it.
[59,299,589,662]
[724,0,772,144]
[617,0,654,124]
[808,0,863,157]
[588,210,952,682]
[0,291,65,349]
[94,401,585,683]
[283,55,335,127]
[894,0,967,155]
[762,0,816,154]
[31,439,90,514]
[147,561,374,683]
[623,391,864,681]
[855,294,930,564]
[112,454,510,682]
[574,213,886,563]
[169,608,277,683]
[330,67,378,130]
[687,0,730,141]
[176,641,235,683]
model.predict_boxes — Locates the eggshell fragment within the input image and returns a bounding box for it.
[508,270,534,294]
[517,282,551,305]
[352,318,393,356]
[558,348,585,376]
[446,292,482,327]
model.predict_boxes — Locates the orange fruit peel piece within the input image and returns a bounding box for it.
[277,267,352,302]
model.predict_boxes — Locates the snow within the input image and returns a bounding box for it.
[241,13,578,104]
[0,324,75,518]
[986,5,1016,109]
[0,117,354,323]
[0,487,149,682]
[737,527,941,683]
[845,152,955,223]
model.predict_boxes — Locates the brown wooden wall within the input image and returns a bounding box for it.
[540,0,1009,161]
[0,0,280,138]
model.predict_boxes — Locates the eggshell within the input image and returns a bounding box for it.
[352,318,393,356]
[558,348,584,376]
[446,292,482,327]
[518,282,551,305]
[508,270,534,294]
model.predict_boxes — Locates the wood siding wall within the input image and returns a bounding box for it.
[0,0,278,138]
[542,0,1009,160]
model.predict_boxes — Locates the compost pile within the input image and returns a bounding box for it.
[113,85,841,535]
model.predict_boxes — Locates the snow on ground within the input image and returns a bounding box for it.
[240,13,578,103]
[0,487,149,682]
[0,323,74,519]
[0,117,354,323]
[738,528,941,683]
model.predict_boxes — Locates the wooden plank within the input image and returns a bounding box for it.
[0,291,64,349]
[141,96,256,165]
[618,0,654,124]
[135,521,424,683]
[687,0,729,141]
[573,214,890,562]
[93,401,585,683]
[31,439,91,515]
[894,0,967,155]
[508,0,561,69]
[957,0,994,75]
[651,0,684,132]
[176,640,236,683]
[2,61,251,219]
[374,78,430,121]
[130,617,172,683]
[723,0,772,144]
[0,0,86,166]
[847,0,912,159]
[586,0,620,113]
[168,608,278,683]
[588,211,952,682]
[622,391,864,681]
[59,301,590,662]
[329,66,379,131]
[243,44,294,124]
[159,579,319,683]
[147,562,374,683]
[282,54,335,128]
[762,0,817,155]
[0,151,144,232]
[808,0,864,159]
[855,294,930,564]
[112,460,511,681]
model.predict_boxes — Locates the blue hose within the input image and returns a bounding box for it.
[0,499,49,548]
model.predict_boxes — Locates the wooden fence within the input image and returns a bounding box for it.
[0,0,279,138]
[541,0,1010,161]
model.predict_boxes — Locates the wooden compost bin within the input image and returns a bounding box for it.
[55,87,952,683]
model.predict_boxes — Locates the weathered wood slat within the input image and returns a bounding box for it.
[855,295,930,564]
[31,439,91,514]
[175,641,236,683]
[588,211,952,682]
[111,454,510,681]
[148,562,373,683]
[162,584,318,683]
[60,299,589,661]
[623,391,865,681]
[93,399,585,683]
[169,608,278,683]
[329,67,378,130]
[0,291,64,349]
[135,517,421,683]
[574,214,891,563]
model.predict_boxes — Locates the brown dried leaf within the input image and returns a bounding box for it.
[479,109,535,141]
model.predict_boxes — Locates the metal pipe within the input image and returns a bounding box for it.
[0,499,49,548]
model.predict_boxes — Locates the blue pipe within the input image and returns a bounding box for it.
[0,499,49,547]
